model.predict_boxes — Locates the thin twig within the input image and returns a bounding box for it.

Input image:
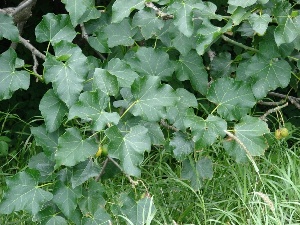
[268,92,300,109]
[260,102,289,121]
[32,53,43,81]
[224,130,259,174]
[108,156,138,186]
[19,35,45,60]
[80,23,106,60]
[11,0,34,16]
[95,158,109,182]
[221,35,259,53]
[145,2,174,20]
[160,119,178,132]
[257,100,286,106]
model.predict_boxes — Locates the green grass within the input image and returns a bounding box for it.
[0,112,299,225]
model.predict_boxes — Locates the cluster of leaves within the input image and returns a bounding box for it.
[0,0,299,223]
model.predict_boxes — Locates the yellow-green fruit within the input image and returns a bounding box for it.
[280,128,289,137]
[95,146,103,157]
[102,144,108,157]
[275,129,282,140]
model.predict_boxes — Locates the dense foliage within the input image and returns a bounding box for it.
[0,0,299,224]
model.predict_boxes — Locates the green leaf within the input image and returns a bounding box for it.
[93,68,119,96]
[30,125,61,158]
[120,196,156,225]
[130,76,178,121]
[181,157,213,190]
[82,208,112,225]
[79,180,106,215]
[127,47,174,78]
[107,58,139,88]
[249,13,272,35]
[194,1,222,20]
[168,0,196,37]
[0,48,30,100]
[210,52,234,79]
[243,56,291,99]
[274,14,300,46]
[104,19,137,47]
[176,50,208,95]
[43,44,88,107]
[207,77,256,120]
[141,121,165,145]
[132,9,164,39]
[35,13,76,44]
[184,110,227,149]
[112,0,145,23]
[71,160,101,188]
[0,13,19,41]
[0,170,53,215]
[44,216,68,225]
[0,141,8,156]
[28,152,55,177]
[87,31,110,53]
[52,181,82,218]
[223,116,269,163]
[170,132,194,160]
[55,127,98,167]
[166,88,198,130]
[105,125,151,177]
[69,91,120,131]
[39,89,68,133]
[228,0,257,8]
[230,7,251,25]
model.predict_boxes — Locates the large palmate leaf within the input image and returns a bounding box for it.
[43,44,88,107]
[93,68,119,96]
[170,132,194,161]
[223,116,269,163]
[112,0,145,23]
[127,47,174,78]
[107,58,139,88]
[176,50,208,95]
[168,0,196,37]
[35,13,76,44]
[0,13,19,41]
[166,88,198,130]
[181,157,213,190]
[132,9,164,39]
[184,109,227,149]
[243,56,291,99]
[55,127,98,167]
[104,19,137,47]
[52,181,82,218]
[0,170,53,215]
[39,89,68,133]
[207,77,256,120]
[0,48,30,100]
[69,91,120,131]
[130,76,178,121]
[105,125,151,177]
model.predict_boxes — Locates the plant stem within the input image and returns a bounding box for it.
[221,35,259,53]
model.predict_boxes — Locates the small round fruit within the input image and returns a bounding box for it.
[102,144,108,157]
[280,128,289,137]
[95,146,102,157]
[275,129,282,140]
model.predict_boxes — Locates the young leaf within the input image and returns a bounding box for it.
[68,91,120,131]
[52,181,82,218]
[170,132,194,161]
[105,125,151,177]
[223,116,269,163]
[0,170,53,215]
[181,157,213,190]
[0,13,19,41]
[104,19,137,47]
[35,13,76,44]
[207,77,256,120]
[55,127,98,167]
[107,58,139,88]
[112,0,145,23]
[43,45,88,107]
[39,89,68,133]
[184,110,227,149]
[244,56,291,99]
[127,47,174,78]
[132,9,164,39]
[130,76,178,121]
[176,50,208,95]
[0,48,30,100]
